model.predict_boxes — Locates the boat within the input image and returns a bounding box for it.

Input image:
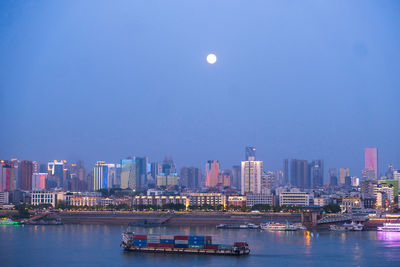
[330,222,363,231]
[260,222,298,231]
[0,218,20,226]
[216,223,259,229]
[121,232,250,255]
[377,223,400,232]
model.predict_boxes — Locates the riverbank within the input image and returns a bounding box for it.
[58,211,301,225]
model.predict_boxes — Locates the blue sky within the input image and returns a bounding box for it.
[0,1,399,177]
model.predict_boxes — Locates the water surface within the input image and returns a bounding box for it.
[1,225,400,266]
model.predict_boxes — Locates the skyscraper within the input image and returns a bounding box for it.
[93,161,108,191]
[365,148,378,180]
[32,173,47,190]
[120,158,136,190]
[180,167,201,188]
[136,157,148,188]
[241,159,263,195]
[231,165,241,190]
[329,168,338,186]
[339,168,350,185]
[20,160,33,191]
[48,161,65,188]
[283,159,289,186]
[290,159,309,188]
[310,160,324,188]
[245,146,256,161]
[206,160,220,187]
[0,161,14,192]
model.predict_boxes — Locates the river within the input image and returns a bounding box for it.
[1,224,400,266]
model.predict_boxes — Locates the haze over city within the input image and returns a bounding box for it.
[1,1,399,175]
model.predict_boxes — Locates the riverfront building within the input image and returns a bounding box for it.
[241,160,263,195]
[187,193,224,207]
[279,190,310,206]
[31,191,57,207]
[133,195,188,207]
[245,193,273,207]
[206,160,220,187]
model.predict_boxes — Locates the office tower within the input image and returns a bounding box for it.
[241,159,263,195]
[262,170,275,192]
[107,164,116,188]
[180,167,201,188]
[115,163,121,187]
[136,157,148,188]
[339,168,349,185]
[10,159,20,189]
[0,161,14,192]
[93,161,108,191]
[32,173,47,190]
[329,168,338,186]
[220,169,232,187]
[245,146,256,161]
[362,168,376,181]
[162,157,176,175]
[290,159,310,188]
[206,160,220,187]
[231,165,241,190]
[120,158,136,189]
[39,163,47,173]
[385,164,394,179]
[365,147,378,180]
[283,159,289,186]
[20,160,33,191]
[310,160,324,188]
[151,162,161,180]
[360,180,376,198]
[48,161,65,188]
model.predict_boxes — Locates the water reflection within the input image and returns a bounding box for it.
[377,231,400,247]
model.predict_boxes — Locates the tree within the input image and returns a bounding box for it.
[323,204,341,213]
[15,204,30,218]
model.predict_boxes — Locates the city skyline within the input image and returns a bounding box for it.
[0,1,399,177]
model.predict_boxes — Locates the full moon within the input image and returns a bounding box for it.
[206,53,217,64]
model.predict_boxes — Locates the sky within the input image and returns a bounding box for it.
[0,0,399,178]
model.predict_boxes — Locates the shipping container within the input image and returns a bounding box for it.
[189,244,204,249]
[218,244,233,250]
[133,243,147,247]
[147,240,160,244]
[234,242,247,247]
[189,238,205,240]
[133,235,147,239]
[174,235,189,240]
[160,239,174,244]
[133,239,147,243]
[158,243,174,248]
[148,235,161,239]
[148,243,161,247]
[174,244,189,248]
[205,236,212,245]
[188,240,205,245]
[160,235,174,240]
[204,245,218,250]
[174,239,189,245]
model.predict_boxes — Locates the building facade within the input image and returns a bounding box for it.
[241,160,263,195]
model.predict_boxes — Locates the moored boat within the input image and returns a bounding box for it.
[0,218,20,226]
[377,223,400,232]
[121,232,250,255]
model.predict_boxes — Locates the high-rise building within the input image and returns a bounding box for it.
[365,148,378,180]
[120,158,136,190]
[150,162,161,181]
[220,169,232,187]
[48,161,65,188]
[262,170,275,192]
[136,157,148,188]
[283,159,289,186]
[310,160,324,188]
[180,167,201,188]
[241,160,263,195]
[162,157,176,176]
[329,168,338,186]
[290,159,309,188]
[32,173,47,190]
[245,146,256,161]
[0,161,14,192]
[20,160,33,191]
[231,165,241,190]
[339,168,350,185]
[206,160,220,187]
[93,161,108,191]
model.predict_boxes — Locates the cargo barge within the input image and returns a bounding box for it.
[121,232,250,255]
